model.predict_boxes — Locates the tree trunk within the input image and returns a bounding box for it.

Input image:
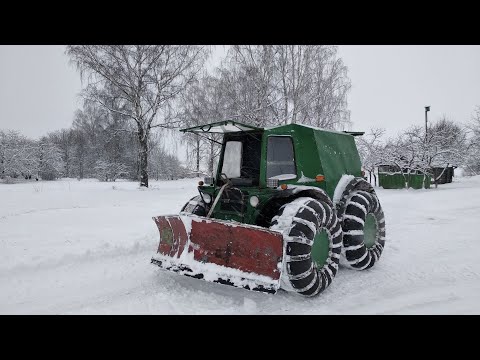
[208,140,215,176]
[196,134,200,177]
[138,134,149,188]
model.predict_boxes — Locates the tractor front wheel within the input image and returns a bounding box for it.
[270,197,343,297]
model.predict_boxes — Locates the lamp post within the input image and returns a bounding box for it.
[425,106,432,188]
[425,106,430,141]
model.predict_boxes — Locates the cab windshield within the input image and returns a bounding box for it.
[220,132,262,186]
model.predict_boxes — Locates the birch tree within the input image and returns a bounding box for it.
[179,74,224,176]
[66,45,209,187]
[216,45,351,129]
[463,106,480,175]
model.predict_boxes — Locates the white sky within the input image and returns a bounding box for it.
[1,45,479,140]
[0,46,82,138]
[337,45,480,137]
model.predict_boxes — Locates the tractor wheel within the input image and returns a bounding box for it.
[270,197,343,297]
[180,195,207,216]
[341,189,386,270]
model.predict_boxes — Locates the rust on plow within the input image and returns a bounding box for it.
[151,214,284,293]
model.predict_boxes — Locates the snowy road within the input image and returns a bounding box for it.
[1,176,480,314]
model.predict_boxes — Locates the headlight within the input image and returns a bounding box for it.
[249,196,259,207]
[202,192,212,204]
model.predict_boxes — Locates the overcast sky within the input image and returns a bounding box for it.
[1,45,479,140]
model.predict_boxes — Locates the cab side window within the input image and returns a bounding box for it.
[266,136,296,179]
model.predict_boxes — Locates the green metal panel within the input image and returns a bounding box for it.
[407,174,430,189]
[364,214,377,248]
[262,124,361,198]
[378,172,430,189]
[312,128,362,197]
[311,230,330,267]
[378,173,406,189]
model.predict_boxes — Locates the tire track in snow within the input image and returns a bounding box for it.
[0,233,159,277]
[0,206,91,221]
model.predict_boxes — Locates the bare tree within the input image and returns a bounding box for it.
[178,77,210,176]
[426,116,467,185]
[356,127,385,185]
[178,74,224,176]
[217,45,351,129]
[66,45,209,187]
[71,103,109,179]
[47,129,76,177]
[37,138,64,180]
[218,45,279,126]
[0,130,38,179]
[464,106,480,175]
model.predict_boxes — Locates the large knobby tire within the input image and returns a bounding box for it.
[270,197,343,297]
[180,195,207,216]
[341,190,386,270]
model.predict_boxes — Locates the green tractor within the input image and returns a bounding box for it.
[152,120,386,297]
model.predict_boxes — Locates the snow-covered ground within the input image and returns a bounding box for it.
[1,176,480,314]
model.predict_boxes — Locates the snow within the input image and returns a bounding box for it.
[283,184,328,198]
[152,253,279,291]
[297,172,316,183]
[333,174,355,205]
[269,174,297,181]
[2,176,480,314]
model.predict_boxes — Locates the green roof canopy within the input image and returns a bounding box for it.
[342,131,365,136]
[180,120,364,137]
[180,120,262,134]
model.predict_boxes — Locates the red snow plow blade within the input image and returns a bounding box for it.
[151,214,284,294]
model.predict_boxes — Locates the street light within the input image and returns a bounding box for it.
[425,106,430,140]
[424,106,431,187]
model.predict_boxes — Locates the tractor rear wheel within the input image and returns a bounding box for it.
[181,195,207,216]
[341,190,386,270]
[270,197,343,297]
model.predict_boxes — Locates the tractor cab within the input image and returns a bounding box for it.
[181,120,298,189]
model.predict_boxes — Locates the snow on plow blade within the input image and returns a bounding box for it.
[151,214,284,294]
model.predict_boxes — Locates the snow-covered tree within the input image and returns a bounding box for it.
[0,130,38,179]
[425,116,467,185]
[465,106,480,175]
[37,139,64,180]
[47,129,76,178]
[214,45,351,129]
[356,127,385,185]
[93,160,129,182]
[66,45,209,187]
[377,117,468,188]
